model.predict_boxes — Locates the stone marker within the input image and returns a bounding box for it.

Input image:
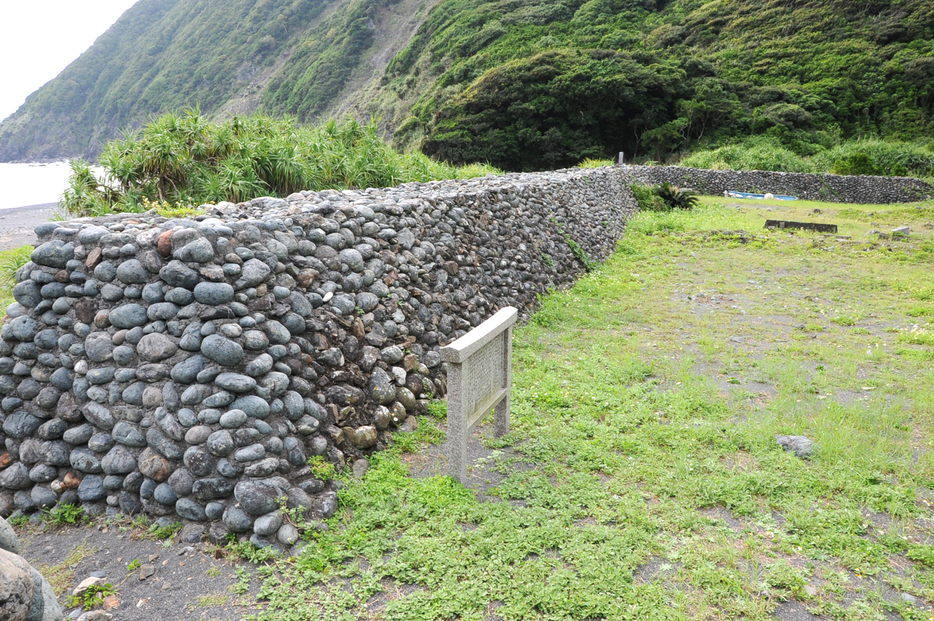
[764,220,838,234]
[441,306,517,483]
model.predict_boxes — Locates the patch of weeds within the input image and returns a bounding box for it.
[388,414,445,455]
[206,566,221,578]
[765,559,808,593]
[907,544,934,567]
[147,521,182,540]
[799,323,825,332]
[631,182,668,211]
[541,252,555,268]
[565,235,597,271]
[906,306,932,317]
[7,515,28,528]
[831,315,856,326]
[426,399,447,419]
[42,503,86,526]
[233,566,251,595]
[899,326,934,345]
[227,539,279,564]
[306,455,336,481]
[126,558,141,573]
[143,197,207,219]
[195,592,229,607]
[68,582,115,611]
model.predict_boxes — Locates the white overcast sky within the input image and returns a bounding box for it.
[0,0,140,122]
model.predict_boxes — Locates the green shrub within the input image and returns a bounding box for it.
[655,182,699,210]
[817,139,934,178]
[62,111,501,217]
[631,183,667,211]
[681,140,815,173]
[831,152,879,176]
[684,137,934,178]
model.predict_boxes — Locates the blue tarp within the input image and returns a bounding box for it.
[726,191,798,201]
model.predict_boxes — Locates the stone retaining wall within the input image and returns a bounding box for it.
[0,167,637,549]
[620,164,933,204]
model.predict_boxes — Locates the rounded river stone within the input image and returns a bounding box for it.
[234,481,279,516]
[137,333,178,362]
[206,430,234,456]
[193,282,235,305]
[215,373,256,394]
[108,304,148,329]
[200,335,243,366]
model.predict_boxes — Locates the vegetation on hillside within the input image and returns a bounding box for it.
[681,136,934,178]
[0,0,932,170]
[62,111,498,217]
[390,0,934,169]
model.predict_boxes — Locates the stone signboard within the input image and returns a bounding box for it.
[440,307,517,483]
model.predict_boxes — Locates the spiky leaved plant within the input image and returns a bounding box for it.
[654,182,699,210]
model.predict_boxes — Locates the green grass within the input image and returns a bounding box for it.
[0,245,34,320]
[243,197,934,620]
[63,112,502,217]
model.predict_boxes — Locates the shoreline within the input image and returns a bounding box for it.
[0,202,58,251]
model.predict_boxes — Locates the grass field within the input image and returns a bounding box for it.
[236,195,934,621]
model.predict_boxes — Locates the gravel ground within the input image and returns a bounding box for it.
[15,519,264,620]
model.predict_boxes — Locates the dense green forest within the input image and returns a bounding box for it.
[1,0,932,171]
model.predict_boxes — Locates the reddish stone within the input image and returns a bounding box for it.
[63,472,81,489]
[0,453,10,469]
[85,246,103,268]
[157,230,173,257]
[94,310,111,329]
[138,448,171,482]
[73,298,97,323]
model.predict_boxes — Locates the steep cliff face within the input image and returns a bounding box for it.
[0,0,437,161]
[1,0,932,166]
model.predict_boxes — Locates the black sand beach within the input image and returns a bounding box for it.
[0,202,58,252]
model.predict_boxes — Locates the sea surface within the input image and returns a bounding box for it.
[0,161,75,210]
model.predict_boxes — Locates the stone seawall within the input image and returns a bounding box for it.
[620,164,933,204]
[0,167,637,548]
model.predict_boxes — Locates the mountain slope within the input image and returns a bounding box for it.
[0,0,433,161]
[1,0,932,168]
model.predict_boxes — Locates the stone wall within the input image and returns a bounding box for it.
[0,167,637,549]
[620,164,933,204]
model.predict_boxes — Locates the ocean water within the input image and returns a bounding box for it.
[0,161,74,210]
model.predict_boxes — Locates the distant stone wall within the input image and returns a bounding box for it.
[0,167,637,549]
[620,164,933,204]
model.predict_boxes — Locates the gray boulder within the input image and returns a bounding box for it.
[775,435,816,459]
